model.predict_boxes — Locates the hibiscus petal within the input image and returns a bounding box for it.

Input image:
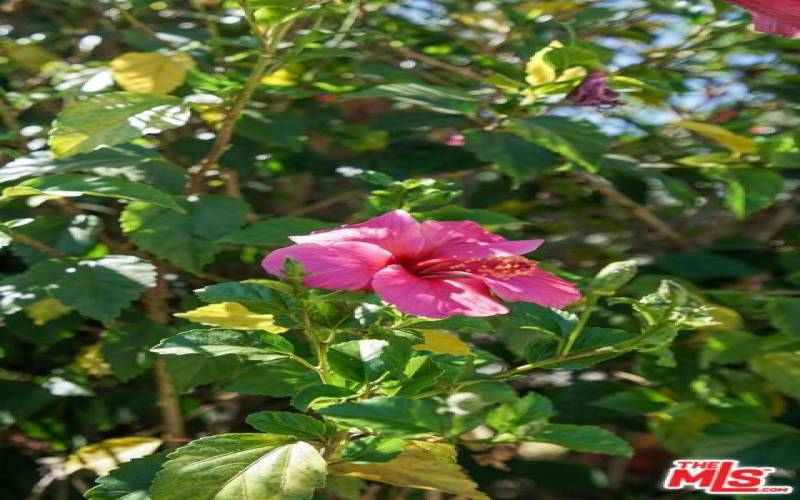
[262,242,393,291]
[726,0,800,37]
[420,220,543,259]
[290,210,424,259]
[372,264,508,318]
[482,269,581,309]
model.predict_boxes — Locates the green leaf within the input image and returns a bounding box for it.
[420,205,522,226]
[767,297,800,335]
[328,339,403,383]
[340,436,405,464]
[693,421,800,469]
[0,380,53,426]
[291,385,356,411]
[24,256,156,325]
[463,130,559,186]
[5,215,101,263]
[152,329,294,360]
[196,281,288,304]
[487,393,554,434]
[223,360,317,397]
[543,46,599,72]
[102,322,172,382]
[344,84,478,115]
[150,434,326,500]
[151,330,295,392]
[750,352,800,401]
[722,168,784,218]
[0,146,186,193]
[218,217,335,246]
[2,175,184,212]
[655,251,758,280]
[508,116,608,171]
[85,452,167,500]
[527,424,632,456]
[235,111,307,152]
[318,398,447,437]
[245,411,329,441]
[48,92,190,157]
[120,195,249,273]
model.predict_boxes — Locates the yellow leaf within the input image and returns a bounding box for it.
[525,41,586,86]
[0,41,59,72]
[75,343,113,377]
[261,67,296,87]
[175,302,287,333]
[674,120,756,156]
[414,330,473,356]
[24,298,72,325]
[452,12,510,33]
[519,1,579,15]
[703,304,743,331]
[111,52,195,95]
[65,437,162,475]
[331,442,489,500]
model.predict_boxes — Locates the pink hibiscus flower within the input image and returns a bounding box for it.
[725,1,800,38]
[262,210,581,318]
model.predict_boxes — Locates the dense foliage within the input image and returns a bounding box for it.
[1,0,800,498]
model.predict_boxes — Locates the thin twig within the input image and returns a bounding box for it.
[4,229,69,259]
[187,0,299,194]
[142,264,188,447]
[288,190,362,216]
[574,171,695,250]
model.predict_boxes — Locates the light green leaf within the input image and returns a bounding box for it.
[722,168,784,218]
[48,92,190,157]
[750,352,800,401]
[2,175,183,212]
[150,434,326,500]
[120,195,249,273]
[487,393,554,434]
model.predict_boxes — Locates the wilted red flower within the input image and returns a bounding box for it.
[725,0,800,37]
[567,72,619,107]
[262,210,580,318]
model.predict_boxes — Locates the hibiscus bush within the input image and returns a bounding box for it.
[2,1,800,498]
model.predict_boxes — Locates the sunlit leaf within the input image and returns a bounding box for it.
[111,52,195,94]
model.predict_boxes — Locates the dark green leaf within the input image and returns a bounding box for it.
[246,411,329,440]
[121,195,250,273]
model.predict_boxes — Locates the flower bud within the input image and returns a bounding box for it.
[590,260,638,295]
[567,72,619,107]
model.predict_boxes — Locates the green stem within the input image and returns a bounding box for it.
[302,307,332,383]
[560,294,597,356]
